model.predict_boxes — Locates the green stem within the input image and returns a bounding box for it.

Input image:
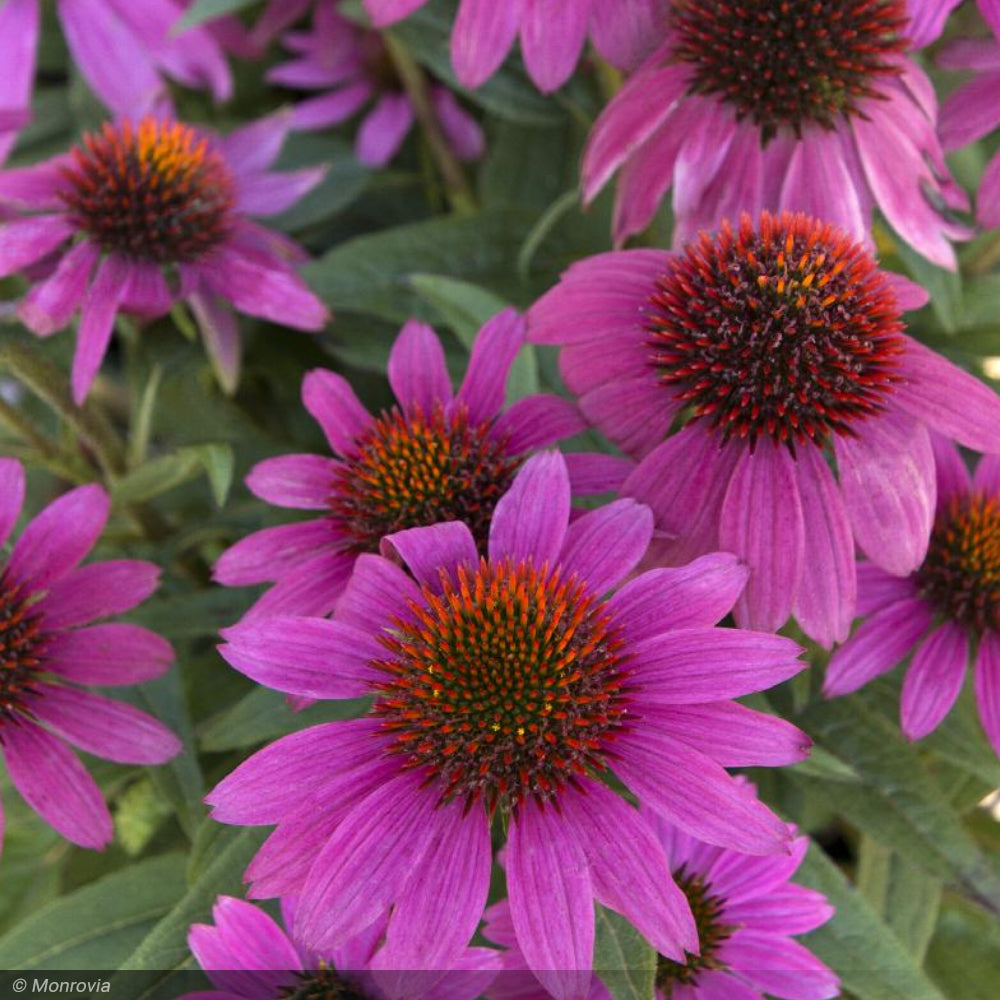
[0,340,126,478]
[0,394,61,461]
[966,229,1000,277]
[385,35,477,215]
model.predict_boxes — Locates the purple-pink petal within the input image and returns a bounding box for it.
[43,624,173,686]
[0,457,25,549]
[302,368,374,457]
[245,454,337,510]
[456,308,524,424]
[381,521,477,591]
[975,631,1000,759]
[38,560,160,630]
[388,319,452,414]
[900,622,969,741]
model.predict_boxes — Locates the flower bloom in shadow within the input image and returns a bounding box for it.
[827,438,1000,756]
[5,0,232,119]
[0,113,328,401]
[0,458,180,855]
[184,895,499,999]
[270,0,483,168]
[529,211,1000,644]
[939,35,1000,228]
[484,793,838,1000]
[362,0,661,93]
[209,451,812,999]
[582,0,970,263]
[214,310,627,621]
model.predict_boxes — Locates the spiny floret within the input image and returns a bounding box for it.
[329,403,521,554]
[656,869,735,995]
[647,211,905,450]
[371,557,631,813]
[0,568,44,724]
[670,0,909,139]
[59,117,235,264]
[919,493,1000,634]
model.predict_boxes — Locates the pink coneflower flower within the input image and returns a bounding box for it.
[0,113,328,401]
[0,458,180,854]
[0,0,37,169]
[582,0,970,264]
[939,36,1000,227]
[484,799,838,1000]
[214,310,626,620]
[185,895,499,999]
[529,211,1000,645]
[826,438,1000,754]
[363,0,660,92]
[269,0,483,168]
[7,0,231,118]
[209,450,812,997]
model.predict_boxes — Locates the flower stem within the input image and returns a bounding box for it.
[384,35,477,215]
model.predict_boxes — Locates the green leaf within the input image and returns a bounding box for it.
[198,686,371,752]
[792,696,1000,916]
[113,452,202,504]
[593,905,656,1000]
[795,842,949,1000]
[304,210,536,323]
[893,239,962,334]
[926,898,1000,1000]
[114,778,174,857]
[410,273,511,346]
[177,0,257,30]
[114,825,266,996]
[856,836,942,961]
[0,854,186,970]
[188,444,235,508]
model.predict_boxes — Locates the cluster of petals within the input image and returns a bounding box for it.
[214,310,623,621]
[362,0,662,92]
[2,0,231,119]
[0,459,180,855]
[939,35,1000,227]
[269,0,484,168]
[529,212,1000,646]
[209,450,812,997]
[827,439,1000,755]
[582,1,970,265]
[0,112,328,401]
[484,800,839,1000]
[909,0,1000,45]
[185,895,498,1000]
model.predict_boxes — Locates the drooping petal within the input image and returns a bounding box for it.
[506,798,594,1000]
[823,598,933,697]
[219,616,381,700]
[834,411,935,576]
[43,624,173,686]
[900,622,969,741]
[559,779,698,961]
[19,240,98,336]
[975,631,1000,759]
[631,628,805,704]
[719,440,805,633]
[791,446,857,648]
[520,0,589,93]
[0,214,73,278]
[7,483,109,591]
[72,253,131,404]
[357,93,415,167]
[450,0,523,90]
[189,291,241,394]
[28,684,180,764]
[2,721,112,849]
[610,557,746,646]
[0,457,25,549]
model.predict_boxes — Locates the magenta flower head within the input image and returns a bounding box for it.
[362,0,660,93]
[939,36,1000,228]
[185,895,499,999]
[0,113,329,402]
[209,450,813,998]
[484,795,838,1000]
[269,0,484,168]
[582,0,970,264]
[6,0,231,119]
[826,438,1000,754]
[0,458,180,854]
[214,309,627,621]
[529,211,1000,645]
